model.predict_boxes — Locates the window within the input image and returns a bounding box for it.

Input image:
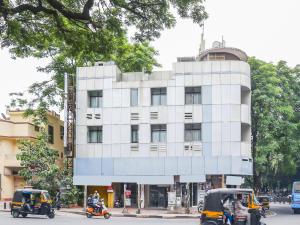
[130,88,138,106]
[87,126,102,143]
[60,126,64,140]
[151,88,167,106]
[88,90,102,108]
[34,125,40,132]
[151,124,167,143]
[185,124,201,142]
[185,87,201,104]
[48,125,54,144]
[131,125,139,143]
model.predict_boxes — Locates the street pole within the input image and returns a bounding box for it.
[136,184,141,214]
[83,185,87,211]
[185,183,190,214]
[122,184,128,213]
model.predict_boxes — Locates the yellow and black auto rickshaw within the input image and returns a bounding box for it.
[11,189,55,219]
[257,196,270,210]
[200,188,265,225]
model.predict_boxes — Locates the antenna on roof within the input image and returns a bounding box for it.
[221,35,226,47]
[199,22,206,54]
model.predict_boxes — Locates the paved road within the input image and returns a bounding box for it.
[261,203,300,225]
[1,203,299,225]
[0,211,199,225]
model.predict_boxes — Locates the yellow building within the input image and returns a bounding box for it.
[0,110,64,201]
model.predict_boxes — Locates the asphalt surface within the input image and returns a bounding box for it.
[0,203,299,225]
[261,203,300,225]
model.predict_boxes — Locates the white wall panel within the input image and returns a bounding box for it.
[94,79,103,90]
[103,108,112,124]
[202,74,212,85]
[175,87,184,105]
[103,89,112,107]
[121,108,130,124]
[230,74,241,84]
[120,125,130,144]
[193,105,202,122]
[221,122,231,142]
[94,144,103,157]
[111,108,122,124]
[212,85,221,104]
[212,142,221,156]
[231,142,241,156]
[175,123,184,143]
[167,106,176,123]
[141,87,150,106]
[103,78,112,89]
[77,80,87,91]
[230,85,241,104]
[231,105,241,121]
[139,124,150,143]
[102,144,112,157]
[221,105,230,122]
[221,85,231,104]
[86,67,95,78]
[167,124,176,143]
[112,89,122,107]
[103,125,112,144]
[111,144,121,157]
[175,75,184,86]
[211,61,221,73]
[76,126,86,145]
[112,125,121,143]
[230,122,241,142]
[212,105,221,122]
[212,123,222,142]
[86,79,95,90]
[184,75,193,86]
[121,89,130,107]
[167,87,176,105]
[175,106,184,123]
[77,90,87,109]
[222,142,231,156]
[211,74,220,85]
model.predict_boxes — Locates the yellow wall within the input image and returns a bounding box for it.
[0,110,64,201]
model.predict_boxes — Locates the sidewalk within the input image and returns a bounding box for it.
[60,207,201,219]
[0,201,11,212]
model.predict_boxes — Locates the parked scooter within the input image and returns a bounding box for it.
[86,198,111,219]
[114,199,123,208]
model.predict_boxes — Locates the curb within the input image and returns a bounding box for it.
[59,210,200,219]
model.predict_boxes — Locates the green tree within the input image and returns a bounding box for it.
[249,57,300,191]
[17,130,61,195]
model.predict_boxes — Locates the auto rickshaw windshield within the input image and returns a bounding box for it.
[43,192,51,201]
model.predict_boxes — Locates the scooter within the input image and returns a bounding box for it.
[86,199,111,219]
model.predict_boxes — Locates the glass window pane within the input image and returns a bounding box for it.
[131,125,139,143]
[88,126,102,143]
[151,88,167,106]
[88,90,103,108]
[130,88,138,106]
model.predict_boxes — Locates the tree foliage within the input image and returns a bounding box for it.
[17,130,61,195]
[250,57,300,191]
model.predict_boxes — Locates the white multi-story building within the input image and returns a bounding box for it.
[74,43,252,208]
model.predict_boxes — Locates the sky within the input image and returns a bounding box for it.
[1,0,300,115]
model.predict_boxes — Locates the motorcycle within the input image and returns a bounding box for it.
[86,199,111,219]
[114,199,123,208]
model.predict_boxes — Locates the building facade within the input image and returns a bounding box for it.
[0,110,64,201]
[74,44,252,208]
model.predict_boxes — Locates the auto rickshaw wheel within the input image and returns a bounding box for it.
[104,213,111,219]
[86,213,93,218]
[48,212,55,219]
[12,210,20,218]
[21,213,28,218]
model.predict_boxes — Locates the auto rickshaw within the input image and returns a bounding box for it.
[200,188,265,225]
[11,189,55,219]
[257,196,270,210]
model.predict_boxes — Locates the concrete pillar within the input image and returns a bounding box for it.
[83,185,87,210]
